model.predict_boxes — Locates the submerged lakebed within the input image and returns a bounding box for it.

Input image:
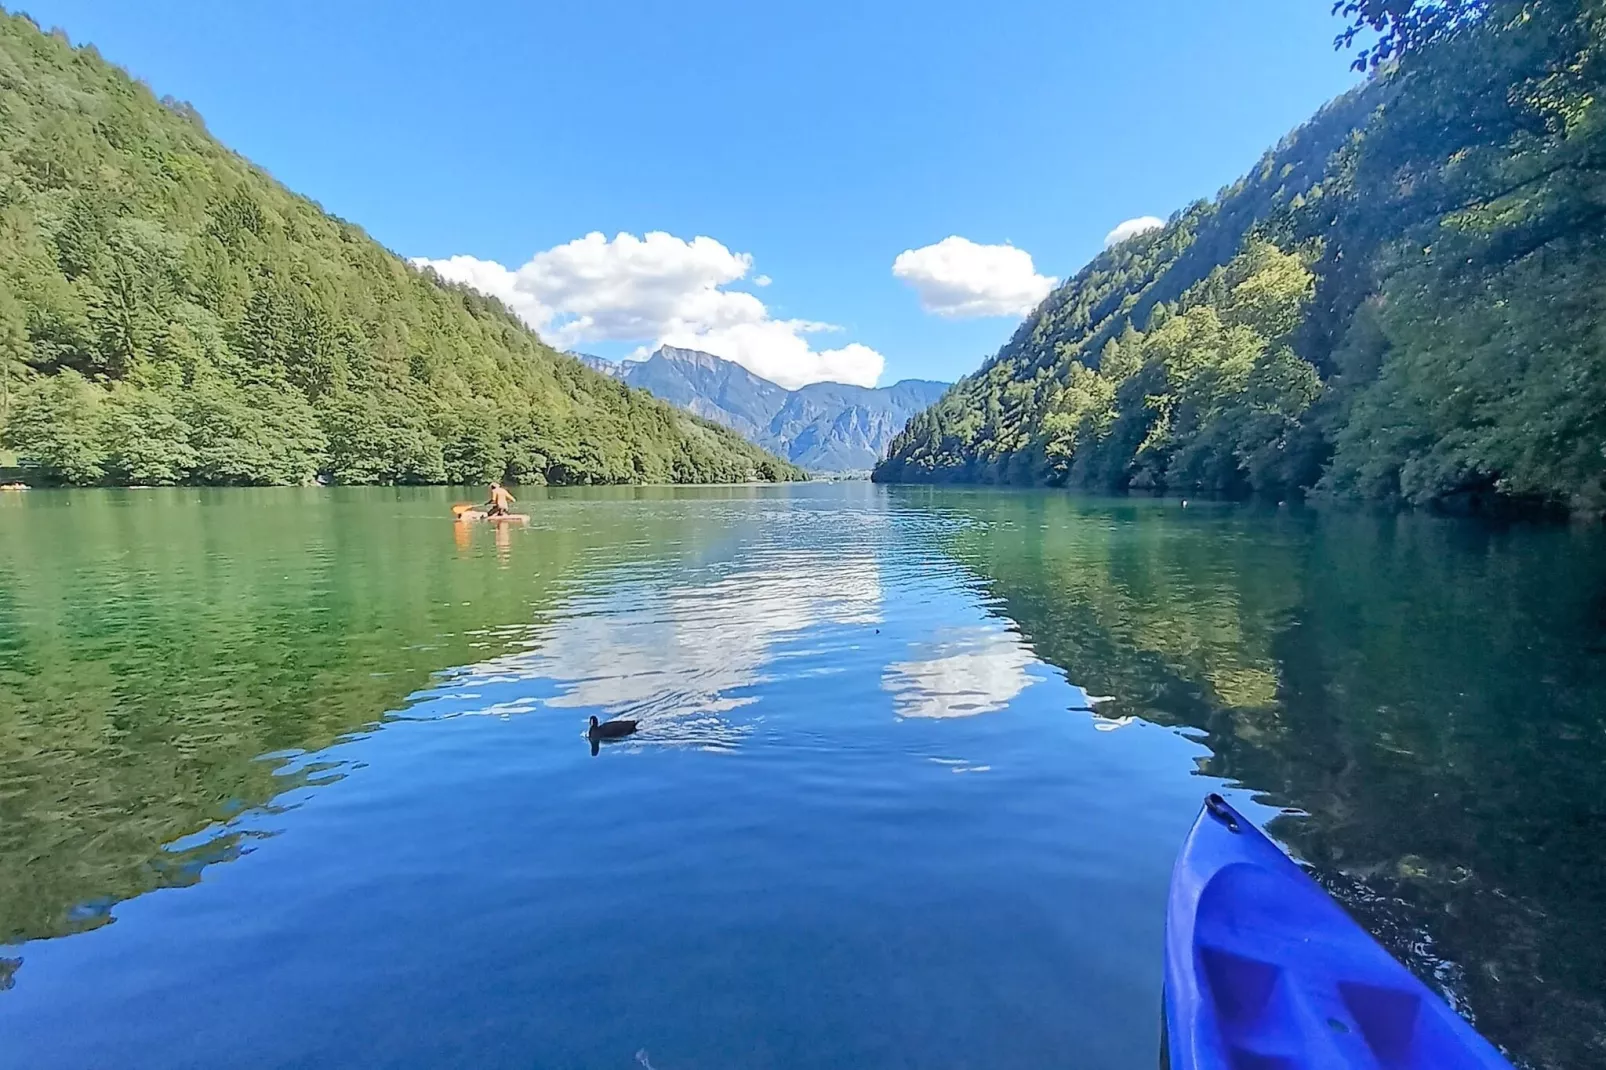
[1,484,1602,1068]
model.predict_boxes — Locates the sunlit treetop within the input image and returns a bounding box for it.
[1332,0,1489,69]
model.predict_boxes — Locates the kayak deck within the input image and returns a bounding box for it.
[1164,794,1512,1069]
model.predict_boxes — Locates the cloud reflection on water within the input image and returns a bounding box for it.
[882,626,1040,719]
[443,552,882,745]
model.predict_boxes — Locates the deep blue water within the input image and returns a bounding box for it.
[1,484,1602,1068]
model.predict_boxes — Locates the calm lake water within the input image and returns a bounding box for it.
[1,484,1603,1069]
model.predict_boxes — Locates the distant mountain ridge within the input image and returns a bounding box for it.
[576,347,949,472]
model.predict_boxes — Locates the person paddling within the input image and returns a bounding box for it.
[484,481,516,517]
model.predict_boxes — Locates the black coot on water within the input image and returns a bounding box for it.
[588,715,637,740]
[588,715,637,756]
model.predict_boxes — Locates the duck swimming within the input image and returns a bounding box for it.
[588,715,638,741]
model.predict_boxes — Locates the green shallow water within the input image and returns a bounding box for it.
[0,484,1602,1068]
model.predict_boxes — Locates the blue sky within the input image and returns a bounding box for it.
[25,0,1360,387]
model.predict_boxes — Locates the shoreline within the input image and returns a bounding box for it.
[0,479,821,492]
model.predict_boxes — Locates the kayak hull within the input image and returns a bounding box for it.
[453,510,529,524]
[1163,793,1511,1069]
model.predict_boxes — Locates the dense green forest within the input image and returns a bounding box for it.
[877,0,1606,517]
[0,12,804,486]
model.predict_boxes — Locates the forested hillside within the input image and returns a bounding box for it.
[0,13,803,486]
[877,0,1606,516]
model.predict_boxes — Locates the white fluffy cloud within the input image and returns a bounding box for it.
[891,236,1056,319]
[413,231,883,389]
[1103,216,1165,248]
[412,254,552,327]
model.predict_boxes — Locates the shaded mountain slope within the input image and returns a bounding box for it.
[0,13,803,486]
[878,0,1606,516]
